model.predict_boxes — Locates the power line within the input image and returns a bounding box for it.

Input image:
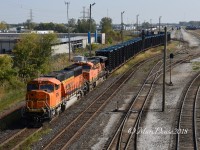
[30,9,33,22]
[64,1,71,61]
[80,6,89,19]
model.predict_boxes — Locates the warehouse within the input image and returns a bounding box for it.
[0,33,105,54]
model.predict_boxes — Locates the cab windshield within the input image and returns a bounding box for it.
[40,84,54,92]
[27,84,54,93]
[82,65,91,70]
[27,84,38,91]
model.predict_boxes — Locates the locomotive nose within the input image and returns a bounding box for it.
[26,91,50,110]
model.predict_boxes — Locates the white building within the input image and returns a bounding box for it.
[52,36,93,54]
[0,33,105,54]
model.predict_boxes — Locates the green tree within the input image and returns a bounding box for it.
[0,21,8,30]
[68,18,76,32]
[142,22,150,29]
[0,55,18,87]
[34,22,55,30]
[13,33,57,80]
[100,17,113,33]
[75,19,96,33]
[106,30,121,44]
[34,23,68,33]
[25,19,36,30]
[55,24,68,33]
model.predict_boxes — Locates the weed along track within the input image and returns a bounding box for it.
[0,127,42,150]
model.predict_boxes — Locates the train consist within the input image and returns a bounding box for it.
[22,33,171,123]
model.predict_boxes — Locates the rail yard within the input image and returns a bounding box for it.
[0,28,200,150]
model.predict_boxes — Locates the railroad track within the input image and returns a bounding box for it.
[0,127,42,150]
[104,59,162,150]
[103,52,200,150]
[187,30,200,43]
[42,56,160,150]
[176,72,200,150]
[0,117,57,150]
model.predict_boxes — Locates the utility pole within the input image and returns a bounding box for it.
[121,11,125,42]
[162,27,167,112]
[136,14,139,35]
[89,3,96,57]
[80,7,86,19]
[159,16,162,34]
[169,53,174,86]
[30,9,33,22]
[65,1,71,61]
[150,19,152,32]
[80,6,89,19]
[28,9,33,30]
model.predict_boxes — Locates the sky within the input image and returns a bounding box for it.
[0,0,200,24]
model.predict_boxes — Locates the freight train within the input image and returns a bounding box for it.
[21,32,171,123]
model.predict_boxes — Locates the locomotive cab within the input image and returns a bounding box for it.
[23,78,62,121]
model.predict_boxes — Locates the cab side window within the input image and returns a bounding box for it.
[55,84,60,90]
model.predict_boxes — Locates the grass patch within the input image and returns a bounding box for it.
[50,53,73,71]
[19,128,51,150]
[0,89,4,100]
[0,87,25,113]
[112,41,178,76]
[113,48,161,76]
[192,62,200,71]
[167,41,179,53]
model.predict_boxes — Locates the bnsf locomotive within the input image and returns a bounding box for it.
[22,33,170,122]
[22,56,108,122]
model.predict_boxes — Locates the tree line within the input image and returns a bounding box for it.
[25,18,97,33]
[0,33,57,89]
[0,17,122,88]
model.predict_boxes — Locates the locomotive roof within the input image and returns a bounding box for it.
[64,64,82,71]
[32,77,61,85]
[44,70,73,76]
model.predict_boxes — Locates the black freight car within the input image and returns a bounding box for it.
[96,33,170,72]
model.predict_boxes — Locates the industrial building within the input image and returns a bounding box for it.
[0,33,105,54]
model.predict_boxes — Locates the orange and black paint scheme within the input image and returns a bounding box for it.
[75,56,108,91]
[22,57,107,123]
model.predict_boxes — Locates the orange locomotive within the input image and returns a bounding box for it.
[75,56,108,91]
[22,56,107,122]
